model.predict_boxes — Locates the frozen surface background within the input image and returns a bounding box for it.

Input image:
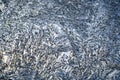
[0,0,120,80]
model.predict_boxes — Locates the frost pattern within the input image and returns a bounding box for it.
[0,0,120,80]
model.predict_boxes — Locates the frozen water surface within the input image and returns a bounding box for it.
[0,0,120,80]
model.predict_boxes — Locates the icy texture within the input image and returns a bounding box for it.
[0,0,120,80]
